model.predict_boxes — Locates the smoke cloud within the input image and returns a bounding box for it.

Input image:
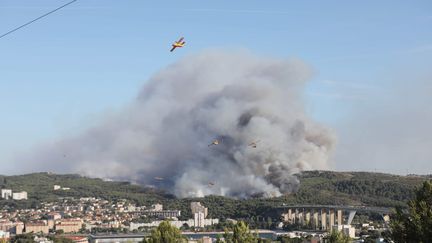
[23,50,335,198]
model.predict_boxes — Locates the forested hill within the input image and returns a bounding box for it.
[167,171,429,219]
[0,171,429,217]
[294,171,428,207]
[0,172,172,208]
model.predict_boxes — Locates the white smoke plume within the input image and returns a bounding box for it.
[23,50,335,198]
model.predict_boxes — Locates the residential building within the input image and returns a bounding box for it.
[0,220,15,232]
[191,202,208,218]
[47,220,55,230]
[1,189,12,199]
[15,222,24,235]
[55,219,83,233]
[193,212,205,228]
[130,218,219,230]
[145,210,181,219]
[12,191,28,200]
[25,221,49,234]
[88,234,146,243]
[332,225,356,238]
[0,220,24,235]
[151,203,163,211]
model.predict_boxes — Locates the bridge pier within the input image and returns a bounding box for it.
[281,205,390,230]
[298,209,304,225]
[337,209,343,226]
[321,209,327,230]
[305,211,311,226]
[286,209,294,224]
[347,210,357,225]
[382,214,390,227]
[313,210,319,230]
[329,209,335,230]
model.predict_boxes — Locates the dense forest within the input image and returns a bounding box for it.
[0,171,428,220]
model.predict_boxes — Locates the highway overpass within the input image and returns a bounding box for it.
[277,205,392,230]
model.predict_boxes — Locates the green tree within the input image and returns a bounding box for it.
[142,220,186,243]
[216,235,223,243]
[223,221,259,243]
[180,223,190,231]
[324,230,350,243]
[50,237,74,243]
[79,223,87,233]
[390,180,432,242]
[266,217,273,229]
[10,233,35,243]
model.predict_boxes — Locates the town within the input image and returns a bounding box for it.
[0,186,392,243]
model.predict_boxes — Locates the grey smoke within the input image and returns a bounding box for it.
[23,50,335,198]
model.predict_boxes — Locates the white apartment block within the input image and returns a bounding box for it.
[12,191,28,200]
[1,189,12,199]
[194,212,205,228]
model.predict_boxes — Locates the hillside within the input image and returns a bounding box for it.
[0,171,428,219]
[296,171,425,207]
[0,172,172,209]
[167,171,428,219]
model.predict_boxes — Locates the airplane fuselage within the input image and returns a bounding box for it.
[173,42,185,47]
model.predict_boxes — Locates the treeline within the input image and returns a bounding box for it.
[0,171,427,219]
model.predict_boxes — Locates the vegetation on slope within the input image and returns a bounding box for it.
[0,171,427,220]
[0,172,171,209]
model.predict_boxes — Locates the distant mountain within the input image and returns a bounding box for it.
[0,171,428,219]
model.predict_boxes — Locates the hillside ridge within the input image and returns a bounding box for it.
[0,170,428,219]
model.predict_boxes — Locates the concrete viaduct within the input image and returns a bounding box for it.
[278,205,392,231]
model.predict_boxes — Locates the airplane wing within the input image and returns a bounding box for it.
[170,46,176,52]
[178,37,184,42]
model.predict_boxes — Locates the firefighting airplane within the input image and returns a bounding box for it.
[170,37,186,52]
[208,139,220,147]
[248,140,260,148]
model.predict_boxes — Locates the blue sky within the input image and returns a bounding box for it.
[1,0,431,174]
